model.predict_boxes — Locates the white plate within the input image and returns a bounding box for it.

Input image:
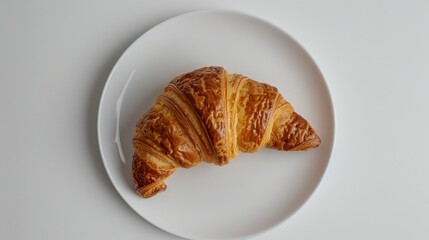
[98,10,335,240]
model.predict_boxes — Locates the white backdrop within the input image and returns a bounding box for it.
[1,1,428,239]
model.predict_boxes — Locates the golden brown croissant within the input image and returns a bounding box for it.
[132,66,321,198]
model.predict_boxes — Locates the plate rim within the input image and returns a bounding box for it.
[97,9,336,240]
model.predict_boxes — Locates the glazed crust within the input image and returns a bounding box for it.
[132,66,321,198]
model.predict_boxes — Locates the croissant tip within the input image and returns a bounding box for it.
[136,181,167,198]
[296,139,321,151]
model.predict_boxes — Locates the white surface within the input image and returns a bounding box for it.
[98,10,334,240]
[1,1,428,240]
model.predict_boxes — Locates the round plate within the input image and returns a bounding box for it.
[98,10,335,240]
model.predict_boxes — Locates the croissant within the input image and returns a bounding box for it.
[132,66,321,198]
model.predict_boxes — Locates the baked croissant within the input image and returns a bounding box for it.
[132,66,321,198]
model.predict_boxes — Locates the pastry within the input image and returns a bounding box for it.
[132,66,321,198]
